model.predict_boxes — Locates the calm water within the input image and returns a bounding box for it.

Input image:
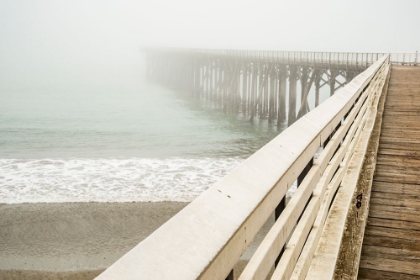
[0,80,283,203]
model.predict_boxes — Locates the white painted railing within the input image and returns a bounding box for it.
[97,55,390,280]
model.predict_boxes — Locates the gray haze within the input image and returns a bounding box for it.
[1,0,419,90]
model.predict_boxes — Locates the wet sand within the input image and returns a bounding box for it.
[0,202,274,280]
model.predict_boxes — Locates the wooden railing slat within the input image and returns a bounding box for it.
[271,70,375,280]
[291,95,372,279]
[305,60,389,279]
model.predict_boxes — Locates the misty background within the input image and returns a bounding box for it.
[0,0,419,203]
[0,0,419,91]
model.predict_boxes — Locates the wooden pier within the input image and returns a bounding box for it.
[144,49,383,125]
[96,51,420,280]
[358,66,420,279]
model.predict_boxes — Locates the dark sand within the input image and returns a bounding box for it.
[0,202,274,280]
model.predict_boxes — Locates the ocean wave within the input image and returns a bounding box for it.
[0,157,245,203]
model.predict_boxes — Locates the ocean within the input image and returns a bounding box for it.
[0,78,283,203]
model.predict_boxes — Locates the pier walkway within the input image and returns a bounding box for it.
[97,52,420,280]
[358,66,420,279]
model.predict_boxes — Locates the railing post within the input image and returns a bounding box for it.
[366,53,368,67]
[346,53,348,70]
[356,53,358,70]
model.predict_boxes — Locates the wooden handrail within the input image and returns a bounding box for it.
[144,48,420,67]
[143,48,387,68]
[97,55,390,280]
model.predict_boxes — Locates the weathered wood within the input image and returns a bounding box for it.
[297,69,317,118]
[374,164,420,176]
[332,60,390,279]
[272,108,366,280]
[359,257,420,276]
[250,64,257,115]
[367,217,420,232]
[250,64,269,121]
[370,191,420,208]
[265,75,269,116]
[277,68,287,126]
[358,268,420,280]
[216,60,223,105]
[314,70,321,107]
[360,254,420,276]
[329,69,338,96]
[374,172,420,185]
[370,182,420,196]
[358,65,420,279]
[268,67,274,121]
[306,58,389,279]
[288,66,298,126]
[269,70,275,122]
[364,226,420,242]
[369,203,420,222]
[258,64,264,117]
[291,79,372,280]
[210,62,214,98]
[242,65,248,115]
[378,145,420,157]
[300,67,309,108]
[244,107,362,279]
[362,235,420,254]
[361,245,420,262]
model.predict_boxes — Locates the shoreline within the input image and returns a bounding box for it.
[0,201,274,279]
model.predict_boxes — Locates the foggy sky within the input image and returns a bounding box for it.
[1,0,419,90]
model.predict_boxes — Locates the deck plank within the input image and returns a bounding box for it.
[358,66,420,279]
[358,268,420,280]
[366,217,420,231]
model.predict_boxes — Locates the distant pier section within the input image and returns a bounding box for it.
[144,49,386,125]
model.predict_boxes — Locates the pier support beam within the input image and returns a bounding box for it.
[330,69,338,96]
[242,66,248,115]
[288,66,298,126]
[269,69,275,122]
[277,67,287,126]
[315,70,321,107]
[145,50,366,127]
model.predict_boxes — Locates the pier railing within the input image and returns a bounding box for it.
[146,48,385,70]
[195,49,383,69]
[97,54,390,279]
[146,48,419,67]
[390,52,419,66]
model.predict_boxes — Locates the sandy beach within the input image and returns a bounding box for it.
[0,202,187,279]
[0,202,274,280]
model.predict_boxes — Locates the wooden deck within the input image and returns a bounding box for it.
[358,66,420,279]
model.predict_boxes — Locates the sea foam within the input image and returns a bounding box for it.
[0,158,244,203]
